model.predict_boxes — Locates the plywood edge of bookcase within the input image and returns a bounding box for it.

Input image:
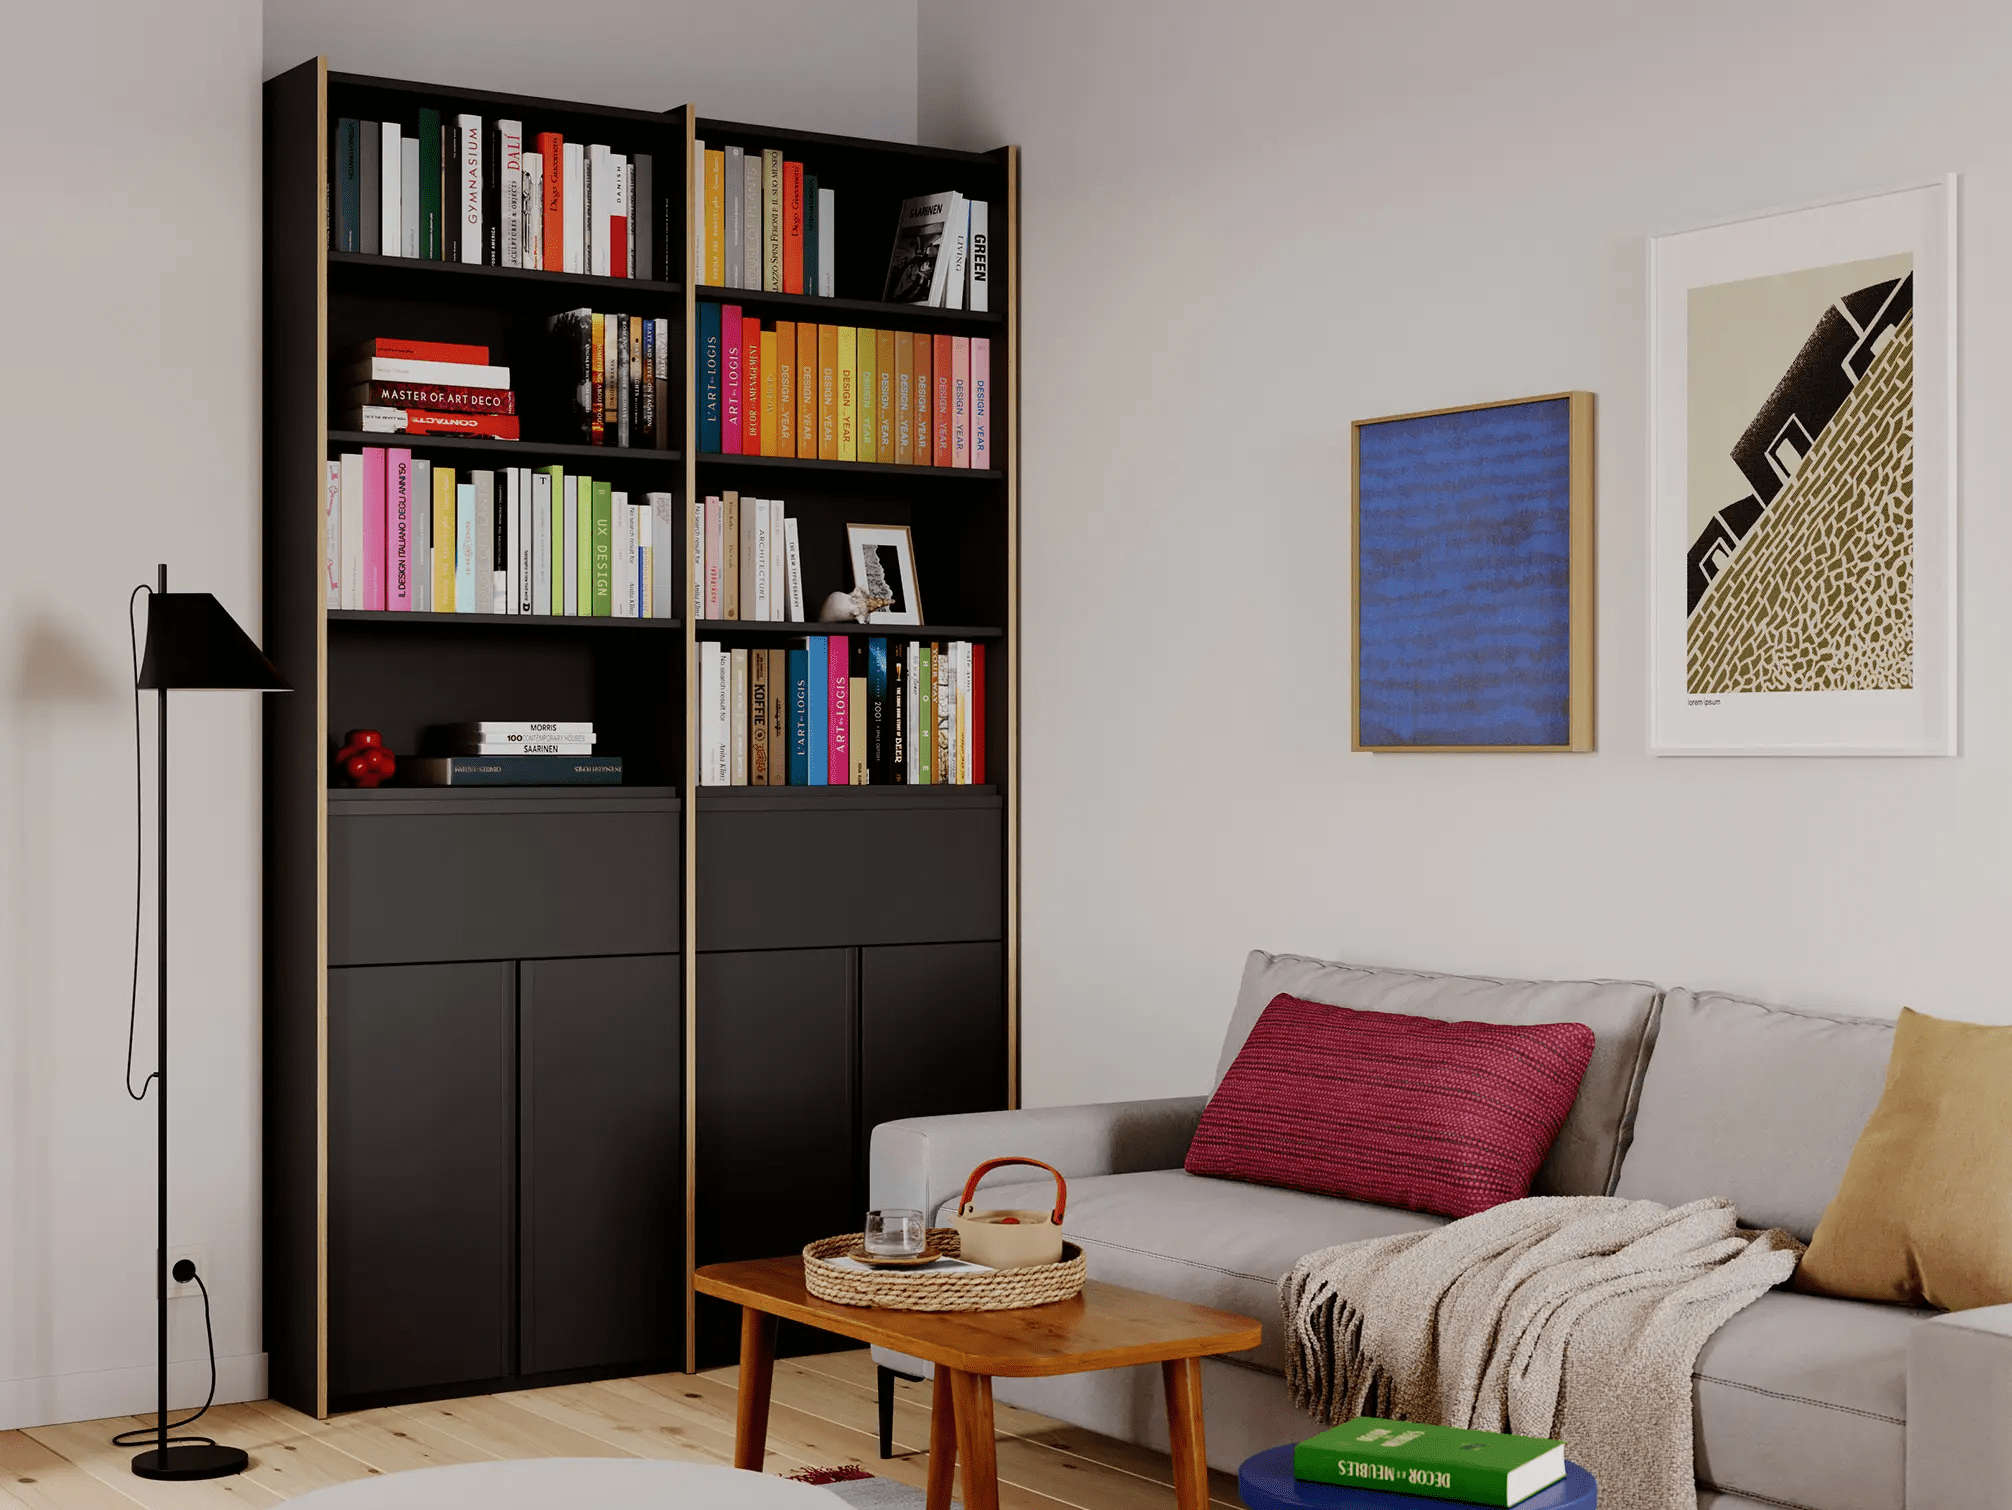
[677,103,701,1376]
[1004,144,1021,1111]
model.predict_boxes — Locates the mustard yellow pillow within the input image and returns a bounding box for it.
[1797,1007,2012,1310]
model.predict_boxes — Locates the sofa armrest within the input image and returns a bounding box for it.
[1907,1303,2012,1509]
[868,1096,1207,1226]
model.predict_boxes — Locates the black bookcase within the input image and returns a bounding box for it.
[263,58,1018,1413]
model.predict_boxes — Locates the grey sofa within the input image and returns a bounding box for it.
[869,952,2012,1510]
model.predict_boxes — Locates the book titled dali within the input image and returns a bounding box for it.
[1294,1419,1565,1508]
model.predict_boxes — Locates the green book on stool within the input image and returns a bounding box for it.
[1294,1418,1565,1507]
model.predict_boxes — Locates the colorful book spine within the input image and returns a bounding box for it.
[916,643,934,786]
[722,305,743,454]
[912,332,933,464]
[895,335,915,465]
[876,329,897,462]
[857,329,878,464]
[817,324,839,460]
[575,473,593,613]
[797,325,817,458]
[837,327,858,462]
[787,646,810,784]
[867,637,889,783]
[933,333,955,468]
[698,302,722,452]
[805,635,829,785]
[359,447,387,610]
[388,448,414,610]
[783,161,805,294]
[742,315,762,455]
[828,635,851,785]
[972,336,991,470]
[590,479,613,616]
[951,335,971,469]
[775,322,796,457]
[757,328,779,458]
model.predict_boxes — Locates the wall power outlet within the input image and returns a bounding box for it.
[167,1244,211,1301]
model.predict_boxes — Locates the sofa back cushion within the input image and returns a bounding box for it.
[1614,988,1892,1242]
[1221,953,1663,1197]
[1188,993,1597,1218]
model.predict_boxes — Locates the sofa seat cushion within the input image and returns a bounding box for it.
[1691,1288,1928,1510]
[937,1168,1444,1373]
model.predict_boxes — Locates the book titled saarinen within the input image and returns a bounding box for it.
[1294,1418,1565,1508]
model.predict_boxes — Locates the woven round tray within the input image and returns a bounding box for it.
[803,1228,1087,1312]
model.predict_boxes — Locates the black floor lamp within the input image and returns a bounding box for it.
[127,565,287,1482]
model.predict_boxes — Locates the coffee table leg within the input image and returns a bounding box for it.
[948,1369,1000,1510]
[1162,1357,1209,1510]
[734,1307,778,1472]
[925,1368,958,1510]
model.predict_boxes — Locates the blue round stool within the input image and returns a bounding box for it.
[1238,1444,1597,1509]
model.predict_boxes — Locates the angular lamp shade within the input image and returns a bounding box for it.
[137,593,289,691]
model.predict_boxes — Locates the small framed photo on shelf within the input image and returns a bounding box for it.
[846,524,923,625]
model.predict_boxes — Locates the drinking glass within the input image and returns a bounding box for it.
[864,1207,926,1257]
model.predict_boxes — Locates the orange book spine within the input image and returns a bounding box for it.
[775,321,796,457]
[759,330,779,456]
[876,328,896,462]
[911,332,932,465]
[817,324,840,460]
[704,150,726,286]
[742,316,762,455]
[932,333,954,468]
[894,333,914,466]
[537,132,564,271]
[796,326,817,458]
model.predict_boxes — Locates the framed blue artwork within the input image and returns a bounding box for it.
[1352,392,1594,751]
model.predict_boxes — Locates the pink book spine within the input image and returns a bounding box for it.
[388,449,414,610]
[971,337,990,471]
[721,305,744,454]
[950,336,971,469]
[361,447,388,610]
[828,635,850,785]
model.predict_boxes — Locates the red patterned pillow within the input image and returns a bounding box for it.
[1185,993,1595,1219]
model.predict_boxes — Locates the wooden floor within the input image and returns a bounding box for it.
[0,1350,1242,1509]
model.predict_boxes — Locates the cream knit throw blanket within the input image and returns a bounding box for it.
[1282,1196,1803,1510]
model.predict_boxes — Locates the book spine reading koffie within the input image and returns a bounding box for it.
[722,305,744,454]
[828,635,851,785]
[749,650,769,785]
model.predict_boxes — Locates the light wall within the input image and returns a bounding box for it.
[914,0,2012,1108]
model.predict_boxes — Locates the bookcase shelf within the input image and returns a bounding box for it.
[269,57,1016,1414]
[695,285,1001,326]
[327,430,682,466]
[695,452,1001,481]
[331,609,682,630]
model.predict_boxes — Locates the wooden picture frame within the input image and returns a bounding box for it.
[1352,391,1595,753]
[845,522,924,625]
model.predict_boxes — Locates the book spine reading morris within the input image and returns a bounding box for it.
[333,110,662,279]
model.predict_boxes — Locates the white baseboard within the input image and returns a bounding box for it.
[0,1353,268,1432]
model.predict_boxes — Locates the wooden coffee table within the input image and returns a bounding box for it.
[696,1258,1263,1510]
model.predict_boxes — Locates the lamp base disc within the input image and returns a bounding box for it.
[131,1444,249,1481]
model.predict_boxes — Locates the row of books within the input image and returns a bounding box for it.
[693,493,806,622]
[325,447,676,619]
[700,638,985,786]
[699,306,992,468]
[548,310,675,448]
[695,141,835,297]
[333,111,662,279]
[345,336,521,439]
[884,191,990,310]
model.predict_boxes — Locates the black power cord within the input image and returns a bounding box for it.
[115,585,221,1451]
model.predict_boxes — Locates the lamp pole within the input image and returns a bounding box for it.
[154,561,169,1464]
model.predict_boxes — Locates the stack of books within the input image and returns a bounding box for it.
[406,721,620,787]
[1294,1419,1566,1507]
[692,493,804,622]
[547,309,674,448]
[345,337,518,440]
[334,112,660,279]
[325,447,675,618]
[884,191,989,309]
[695,140,834,296]
[698,305,991,468]
[699,635,984,788]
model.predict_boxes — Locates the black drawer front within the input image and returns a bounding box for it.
[330,794,680,965]
[697,793,1002,951]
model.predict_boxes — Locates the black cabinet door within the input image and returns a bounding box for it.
[861,942,1008,1154]
[520,953,682,1376]
[696,947,856,1362]
[328,961,514,1400]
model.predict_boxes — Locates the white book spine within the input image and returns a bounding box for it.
[611,154,627,280]
[338,452,363,610]
[768,503,787,621]
[639,503,652,618]
[739,494,757,625]
[966,199,989,312]
[649,492,675,619]
[498,120,523,268]
[325,460,342,608]
[563,142,586,274]
[456,482,476,613]
[400,136,420,256]
[692,138,706,282]
[521,152,543,270]
[689,497,706,620]
[817,188,836,297]
[532,471,552,615]
[730,647,748,785]
[784,516,805,621]
[352,356,511,389]
[699,642,723,784]
[942,199,970,310]
[616,494,637,617]
[752,499,770,622]
[410,459,431,611]
[457,113,482,263]
[504,468,520,613]
[459,741,594,755]
[380,123,402,256]
[623,154,636,279]
[704,497,722,619]
[562,476,579,614]
[958,641,973,782]
[590,144,612,276]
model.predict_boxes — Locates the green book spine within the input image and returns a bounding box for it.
[917,644,933,786]
[540,466,565,612]
[591,479,614,616]
[575,474,593,613]
[1293,1419,1561,1508]
[417,108,441,259]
